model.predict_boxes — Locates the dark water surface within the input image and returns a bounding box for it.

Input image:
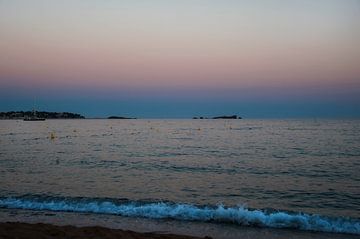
[0,119,359,235]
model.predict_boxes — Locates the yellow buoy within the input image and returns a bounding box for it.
[50,132,56,140]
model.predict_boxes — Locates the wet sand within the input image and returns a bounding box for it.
[0,222,211,239]
[1,221,358,239]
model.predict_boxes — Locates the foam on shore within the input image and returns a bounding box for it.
[0,196,359,235]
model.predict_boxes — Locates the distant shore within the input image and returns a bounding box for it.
[0,111,85,120]
[1,111,243,120]
[0,222,210,239]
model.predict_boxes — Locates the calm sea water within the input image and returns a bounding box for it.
[0,119,359,235]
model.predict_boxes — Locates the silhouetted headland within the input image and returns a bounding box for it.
[193,115,242,119]
[0,111,85,119]
[108,116,136,119]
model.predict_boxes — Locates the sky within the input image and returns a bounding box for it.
[0,0,359,118]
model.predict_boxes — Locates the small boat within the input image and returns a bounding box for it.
[24,116,45,121]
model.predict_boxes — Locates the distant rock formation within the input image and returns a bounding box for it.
[213,115,241,119]
[107,116,136,119]
[193,115,242,119]
[0,111,85,119]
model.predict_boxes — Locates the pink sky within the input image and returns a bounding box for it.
[1,1,359,89]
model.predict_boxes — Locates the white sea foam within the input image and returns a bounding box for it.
[0,196,359,235]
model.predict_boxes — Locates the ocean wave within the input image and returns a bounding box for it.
[0,195,359,235]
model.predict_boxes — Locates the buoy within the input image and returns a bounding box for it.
[50,132,55,140]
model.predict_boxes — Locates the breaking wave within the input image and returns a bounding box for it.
[0,195,359,235]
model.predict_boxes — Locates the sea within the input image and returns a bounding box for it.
[0,119,359,238]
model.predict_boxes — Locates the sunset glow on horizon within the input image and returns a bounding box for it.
[1,0,359,117]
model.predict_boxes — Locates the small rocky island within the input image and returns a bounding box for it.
[193,115,242,119]
[0,111,85,119]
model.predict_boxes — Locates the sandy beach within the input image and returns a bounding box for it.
[0,222,211,239]
[1,220,359,239]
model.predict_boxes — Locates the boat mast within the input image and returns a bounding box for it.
[33,97,37,117]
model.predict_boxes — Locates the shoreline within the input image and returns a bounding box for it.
[0,222,211,239]
[0,207,358,239]
[1,220,358,239]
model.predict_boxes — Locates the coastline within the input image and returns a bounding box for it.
[0,222,210,239]
[0,208,358,239]
[1,220,358,239]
